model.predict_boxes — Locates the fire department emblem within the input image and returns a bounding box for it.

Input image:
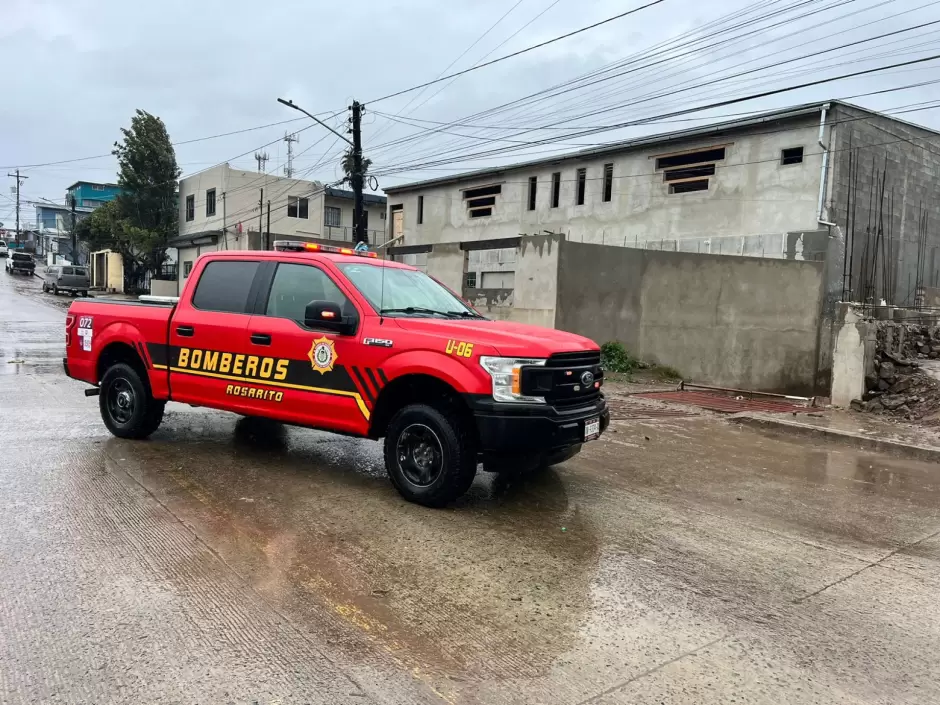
[308,336,337,374]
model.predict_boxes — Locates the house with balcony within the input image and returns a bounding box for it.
[169,164,387,293]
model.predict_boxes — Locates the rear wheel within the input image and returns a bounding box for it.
[99,362,165,439]
[384,403,477,507]
[52,284,58,295]
[42,283,48,293]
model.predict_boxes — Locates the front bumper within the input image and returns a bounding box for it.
[467,394,610,453]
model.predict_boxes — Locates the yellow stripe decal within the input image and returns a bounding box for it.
[152,364,168,370]
[164,366,370,420]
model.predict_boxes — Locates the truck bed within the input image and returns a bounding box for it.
[65,298,175,399]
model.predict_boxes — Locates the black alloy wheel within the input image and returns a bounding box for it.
[396,423,444,487]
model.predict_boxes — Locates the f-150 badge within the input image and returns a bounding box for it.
[309,336,337,374]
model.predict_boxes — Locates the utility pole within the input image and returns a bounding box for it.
[283,133,299,178]
[258,188,264,250]
[276,98,364,241]
[69,193,77,264]
[350,101,366,245]
[6,170,28,246]
[254,152,269,173]
[266,200,271,251]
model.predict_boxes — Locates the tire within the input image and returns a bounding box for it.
[52,284,58,295]
[81,291,88,297]
[384,403,478,507]
[42,283,47,293]
[98,362,164,439]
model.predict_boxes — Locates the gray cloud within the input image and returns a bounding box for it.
[2,0,939,226]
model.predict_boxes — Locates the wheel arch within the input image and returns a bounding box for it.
[369,372,476,440]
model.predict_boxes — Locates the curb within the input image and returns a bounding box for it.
[728,413,940,463]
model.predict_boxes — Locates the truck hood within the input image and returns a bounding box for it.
[392,318,599,357]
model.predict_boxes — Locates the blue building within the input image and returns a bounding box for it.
[66,181,121,209]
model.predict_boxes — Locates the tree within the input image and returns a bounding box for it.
[75,200,122,254]
[109,110,181,291]
[341,147,372,184]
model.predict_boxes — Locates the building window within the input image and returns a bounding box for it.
[656,146,725,195]
[185,195,194,222]
[527,176,537,211]
[669,180,709,194]
[576,168,587,205]
[463,184,501,219]
[417,195,424,224]
[781,147,804,165]
[465,271,477,288]
[324,206,341,227]
[287,196,309,219]
[184,261,193,278]
[206,188,216,217]
[655,147,726,170]
[551,172,561,208]
[92,184,106,191]
[603,163,614,202]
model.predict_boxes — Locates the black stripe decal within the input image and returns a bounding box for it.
[351,366,374,403]
[364,367,382,395]
[147,342,169,367]
[137,342,150,368]
[377,368,389,386]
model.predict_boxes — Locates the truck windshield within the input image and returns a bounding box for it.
[338,263,480,318]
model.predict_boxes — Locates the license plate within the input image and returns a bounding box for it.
[584,417,600,441]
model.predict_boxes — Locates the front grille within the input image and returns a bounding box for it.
[522,350,603,406]
[546,351,601,367]
[553,390,602,409]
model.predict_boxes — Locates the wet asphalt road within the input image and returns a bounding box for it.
[2,271,940,704]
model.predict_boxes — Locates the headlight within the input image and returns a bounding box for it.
[479,356,547,403]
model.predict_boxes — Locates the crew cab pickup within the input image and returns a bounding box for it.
[64,242,609,506]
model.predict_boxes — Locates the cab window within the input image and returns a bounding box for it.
[264,263,351,325]
[191,260,260,313]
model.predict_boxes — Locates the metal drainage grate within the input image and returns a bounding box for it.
[631,391,806,414]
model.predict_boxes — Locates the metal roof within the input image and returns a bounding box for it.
[383,99,925,194]
[65,181,120,191]
[324,186,387,206]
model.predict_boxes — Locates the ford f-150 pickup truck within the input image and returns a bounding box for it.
[64,242,609,506]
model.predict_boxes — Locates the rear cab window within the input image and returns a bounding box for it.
[191,260,260,314]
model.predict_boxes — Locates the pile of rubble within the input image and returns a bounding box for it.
[852,350,940,422]
[877,322,940,360]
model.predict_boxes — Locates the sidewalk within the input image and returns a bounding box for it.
[728,409,940,462]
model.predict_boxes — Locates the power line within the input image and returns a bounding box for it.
[370,57,940,176]
[366,0,671,104]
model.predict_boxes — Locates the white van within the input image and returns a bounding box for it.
[0,241,8,258]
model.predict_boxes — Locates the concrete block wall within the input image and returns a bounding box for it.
[828,104,940,307]
[555,242,827,394]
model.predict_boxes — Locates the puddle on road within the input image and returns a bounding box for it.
[110,414,601,687]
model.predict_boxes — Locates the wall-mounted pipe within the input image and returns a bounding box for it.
[817,103,837,227]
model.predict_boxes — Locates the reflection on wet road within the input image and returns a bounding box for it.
[2,271,940,704]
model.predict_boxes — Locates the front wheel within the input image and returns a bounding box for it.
[52,284,58,295]
[384,403,478,507]
[42,283,47,293]
[99,362,165,439]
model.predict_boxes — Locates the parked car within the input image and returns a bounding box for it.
[43,265,90,296]
[64,241,609,507]
[5,252,35,275]
[0,241,8,258]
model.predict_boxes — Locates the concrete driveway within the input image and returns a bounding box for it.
[1,269,938,704]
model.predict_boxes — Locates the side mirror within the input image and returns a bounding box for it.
[304,300,357,335]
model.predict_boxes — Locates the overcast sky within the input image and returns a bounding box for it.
[3,0,940,227]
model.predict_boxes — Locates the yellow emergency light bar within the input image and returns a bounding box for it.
[273,240,379,258]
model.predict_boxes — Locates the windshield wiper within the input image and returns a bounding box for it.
[380,307,483,319]
[380,307,453,317]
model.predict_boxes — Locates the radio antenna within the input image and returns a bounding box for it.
[376,232,405,326]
